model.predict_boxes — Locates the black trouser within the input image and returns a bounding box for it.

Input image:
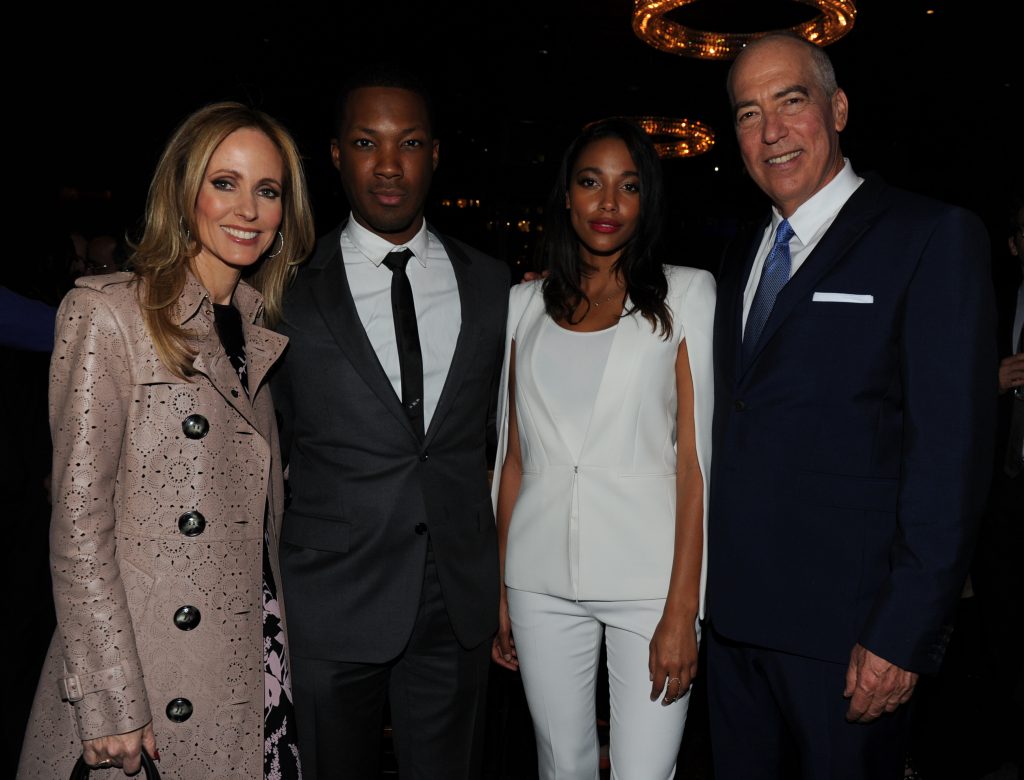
[292,546,491,780]
[707,626,909,780]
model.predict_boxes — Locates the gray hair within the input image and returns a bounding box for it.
[728,31,839,104]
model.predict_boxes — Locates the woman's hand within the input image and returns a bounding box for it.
[82,721,157,774]
[649,611,698,706]
[491,588,519,671]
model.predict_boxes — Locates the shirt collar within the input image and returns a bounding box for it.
[771,159,862,246]
[342,214,430,268]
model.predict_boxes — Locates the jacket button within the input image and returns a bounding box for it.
[173,605,201,631]
[182,414,209,439]
[177,510,206,537]
[419,451,429,462]
[414,522,427,535]
[734,400,747,411]
[165,697,193,722]
[230,388,240,398]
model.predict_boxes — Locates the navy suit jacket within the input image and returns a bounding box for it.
[708,174,996,674]
[273,223,509,663]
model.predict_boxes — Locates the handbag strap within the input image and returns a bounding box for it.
[70,748,161,780]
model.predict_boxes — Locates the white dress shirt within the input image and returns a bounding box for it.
[341,216,461,428]
[742,160,864,329]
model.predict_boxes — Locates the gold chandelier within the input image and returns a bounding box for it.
[632,0,857,60]
[631,117,715,159]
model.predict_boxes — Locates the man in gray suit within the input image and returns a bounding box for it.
[274,70,510,780]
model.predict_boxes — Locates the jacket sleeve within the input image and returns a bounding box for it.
[490,281,539,514]
[677,268,716,618]
[858,206,997,673]
[48,288,151,739]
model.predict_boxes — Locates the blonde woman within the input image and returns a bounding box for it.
[19,102,314,778]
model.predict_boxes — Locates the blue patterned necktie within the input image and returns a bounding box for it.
[743,219,794,362]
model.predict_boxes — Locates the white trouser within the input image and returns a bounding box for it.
[507,588,698,780]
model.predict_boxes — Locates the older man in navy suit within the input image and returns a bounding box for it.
[707,33,995,779]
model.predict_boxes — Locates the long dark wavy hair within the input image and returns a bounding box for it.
[540,118,671,338]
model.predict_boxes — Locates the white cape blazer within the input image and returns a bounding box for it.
[491,266,715,614]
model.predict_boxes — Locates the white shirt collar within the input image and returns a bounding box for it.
[771,159,862,245]
[342,214,430,268]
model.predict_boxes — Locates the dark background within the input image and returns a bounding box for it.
[20,0,1022,278]
[7,2,1021,776]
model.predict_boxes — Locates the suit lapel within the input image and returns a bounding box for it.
[741,176,888,376]
[424,233,481,445]
[310,233,419,441]
[725,220,767,383]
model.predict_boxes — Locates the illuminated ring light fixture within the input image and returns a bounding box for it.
[632,0,857,60]
[630,117,715,159]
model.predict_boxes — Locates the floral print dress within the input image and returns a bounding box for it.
[215,302,301,779]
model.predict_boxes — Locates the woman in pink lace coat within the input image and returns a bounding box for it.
[19,103,314,778]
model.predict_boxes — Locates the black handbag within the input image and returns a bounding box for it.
[70,749,160,779]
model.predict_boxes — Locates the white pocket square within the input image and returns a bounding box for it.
[812,292,874,304]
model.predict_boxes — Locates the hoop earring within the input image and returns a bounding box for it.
[179,216,191,241]
[266,231,284,258]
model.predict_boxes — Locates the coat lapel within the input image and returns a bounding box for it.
[180,276,281,435]
[424,233,481,445]
[191,327,258,426]
[741,176,888,377]
[233,281,288,411]
[308,230,419,442]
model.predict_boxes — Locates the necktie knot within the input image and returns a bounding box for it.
[775,219,795,247]
[383,248,413,273]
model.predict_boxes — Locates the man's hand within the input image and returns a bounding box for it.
[998,353,1024,394]
[843,643,918,722]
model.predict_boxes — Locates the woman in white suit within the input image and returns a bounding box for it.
[491,118,715,779]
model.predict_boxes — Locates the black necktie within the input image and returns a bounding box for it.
[383,249,425,438]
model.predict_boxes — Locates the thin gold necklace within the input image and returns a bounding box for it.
[589,285,624,308]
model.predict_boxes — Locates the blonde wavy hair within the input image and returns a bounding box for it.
[130,101,315,378]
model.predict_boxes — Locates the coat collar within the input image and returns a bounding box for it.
[174,270,265,326]
[179,272,287,434]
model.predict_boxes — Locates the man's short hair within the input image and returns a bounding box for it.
[333,66,437,139]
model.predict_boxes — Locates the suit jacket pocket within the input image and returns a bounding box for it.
[281,512,351,553]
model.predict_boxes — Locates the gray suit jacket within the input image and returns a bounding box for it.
[274,223,509,662]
